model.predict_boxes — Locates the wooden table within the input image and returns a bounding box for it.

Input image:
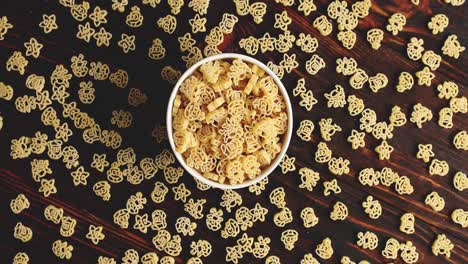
[0,0,466,263]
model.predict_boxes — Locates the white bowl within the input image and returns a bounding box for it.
[166,53,293,189]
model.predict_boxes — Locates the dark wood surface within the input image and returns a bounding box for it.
[0,0,467,263]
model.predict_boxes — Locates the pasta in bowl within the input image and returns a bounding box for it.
[167,53,293,189]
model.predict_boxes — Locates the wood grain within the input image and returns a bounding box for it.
[0,0,467,263]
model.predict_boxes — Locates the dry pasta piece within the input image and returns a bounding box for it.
[395,176,414,195]
[425,191,445,212]
[315,238,333,259]
[190,239,212,258]
[450,96,468,113]
[453,171,467,191]
[239,36,259,55]
[13,252,29,264]
[400,213,415,234]
[117,34,136,53]
[298,167,320,191]
[70,166,89,186]
[52,240,73,259]
[224,230,244,249]
[407,37,424,61]
[376,167,400,186]
[429,159,449,176]
[76,22,95,43]
[281,229,298,250]
[410,103,432,128]
[356,231,378,250]
[437,81,459,99]
[298,0,317,16]
[330,201,348,221]
[257,33,275,53]
[323,178,341,196]
[141,253,158,264]
[301,253,319,264]
[362,195,382,219]
[347,95,364,116]
[269,187,287,208]
[299,90,318,111]
[249,2,267,24]
[382,238,400,260]
[93,27,112,47]
[44,204,64,224]
[315,142,332,163]
[172,183,191,203]
[358,168,379,186]
[422,50,441,71]
[0,81,14,101]
[24,37,43,58]
[313,15,332,36]
[396,72,414,93]
[189,0,210,15]
[347,129,365,150]
[368,73,388,93]
[265,256,280,264]
[275,30,295,53]
[324,85,346,108]
[305,54,325,75]
[386,13,406,35]
[221,190,242,213]
[453,130,468,150]
[367,29,384,50]
[389,105,407,127]
[274,11,292,31]
[160,256,175,264]
[10,194,30,214]
[319,118,341,141]
[442,34,465,59]
[39,14,58,33]
[252,236,271,258]
[336,57,358,76]
[157,15,177,34]
[221,218,240,239]
[280,53,299,73]
[349,69,368,89]
[415,66,435,86]
[93,181,111,201]
[89,6,107,27]
[375,140,394,160]
[60,216,77,237]
[279,154,296,174]
[273,208,293,227]
[175,216,197,236]
[400,241,419,264]
[428,14,449,35]
[14,222,33,242]
[432,234,454,258]
[225,245,242,263]
[438,107,453,128]
[451,209,467,228]
[6,51,28,75]
[416,144,434,163]
[219,13,238,34]
[337,30,356,50]
[86,225,105,245]
[189,14,207,33]
[295,33,318,53]
[297,120,314,141]
[0,16,13,40]
[301,207,319,227]
[39,178,57,197]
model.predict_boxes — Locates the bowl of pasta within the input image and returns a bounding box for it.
[167,53,293,189]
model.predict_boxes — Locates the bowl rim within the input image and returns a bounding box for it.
[166,53,293,189]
